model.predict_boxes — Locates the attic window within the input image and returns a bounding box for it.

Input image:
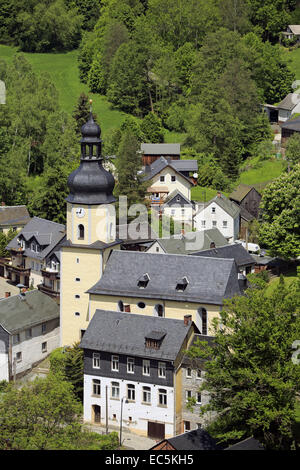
[176,276,189,292]
[137,273,150,289]
[145,331,166,350]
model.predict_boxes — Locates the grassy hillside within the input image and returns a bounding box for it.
[285,45,300,80]
[0,44,184,143]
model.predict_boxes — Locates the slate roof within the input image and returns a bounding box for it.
[192,243,255,268]
[6,217,66,261]
[195,194,240,219]
[281,116,300,131]
[143,157,194,185]
[150,428,219,451]
[141,143,180,155]
[0,289,59,334]
[277,93,300,111]
[225,437,264,450]
[79,309,192,361]
[87,250,242,305]
[150,229,228,255]
[162,189,193,207]
[229,184,257,203]
[0,205,31,226]
[171,159,198,173]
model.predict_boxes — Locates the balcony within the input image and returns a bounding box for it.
[7,264,31,276]
[37,283,60,299]
[41,268,60,280]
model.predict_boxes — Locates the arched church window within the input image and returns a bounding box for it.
[78,224,84,240]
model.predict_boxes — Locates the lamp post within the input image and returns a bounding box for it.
[119,397,128,447]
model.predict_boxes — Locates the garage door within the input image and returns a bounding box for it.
[148,421,165,440]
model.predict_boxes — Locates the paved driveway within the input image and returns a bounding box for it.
[84,424,158,450]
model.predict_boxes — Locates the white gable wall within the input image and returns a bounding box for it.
[194,201,239,242]
[149,167,191,200]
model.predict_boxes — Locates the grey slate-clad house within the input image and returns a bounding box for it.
[87,250,243,335]
[4,216,65,291]
[149,428,219,450]
[0,289,59,381]
[79,309,197,440]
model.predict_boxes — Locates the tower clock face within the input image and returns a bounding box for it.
[75,207,85,218]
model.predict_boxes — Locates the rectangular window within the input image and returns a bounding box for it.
[127,357,134,374]
[171,175,176,182]
[93,352,100,369]
[186,367,192,378]
[211,207,216,213]
[127,384,135,401]
[212,220,217,227]
[196,392,202,404]
[160,176,165,182]
[16,352,22,362]
[158,362,166,378]
[186,390,192,402]
[42,342,47,353]
[13,333,20,345]
[158,389,167,406]
[142,386,151,404]
[143,360,150,376]
[184,421,191,432]
[197,369,202,379]
[223,220,228,228]
[92,379,101,396]
[201,220,206,227]
[111,355,119,372]
[25,328,32,339]
[111,381,120,399]
[41,323,46,334]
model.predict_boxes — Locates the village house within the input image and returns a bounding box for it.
[2,217,65,290]
[0,204,30,235]
[159,189,195,229]
[146,229,228,255]
[193,192,240,242]
[140,143,180,167]
[281,25,300,42]
[143,157,196,207]
[80,309,202,440]
[229,184,261,220]
[149,428,219,451]
[281,115,300,146]
[0,289,59,382]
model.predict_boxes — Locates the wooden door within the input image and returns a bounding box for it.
[148,421,165,440]
[92,405,101,424]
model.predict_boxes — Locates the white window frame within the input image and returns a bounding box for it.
[16,351,22,362]
[111,381,120,399]
[158,362,166,378]
[127,357,134,374]
[92,379,101,396]
[92,352,100,369]
[186,367,192,378]
[127,384,135,401]
[158,388,167,406]
[196,392,202,404]
[111,355,119,372]
[186,390,192,402]
[142,386,151,404]
[142,359,150,376]
[42,341,47,353]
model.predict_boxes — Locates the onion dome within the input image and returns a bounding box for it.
[66,108,116,205]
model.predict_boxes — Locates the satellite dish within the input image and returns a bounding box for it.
[193,173,198,178]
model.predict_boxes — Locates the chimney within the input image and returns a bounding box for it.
[5,292,11,298]
[217,191,221,198]
[184,314,192,326]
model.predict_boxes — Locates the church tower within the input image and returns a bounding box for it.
[60,109,121,346]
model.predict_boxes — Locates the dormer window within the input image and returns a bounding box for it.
[176,276,189,292]
[137,273,150,289]
[145,331,166,350]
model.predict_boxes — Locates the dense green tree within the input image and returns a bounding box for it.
[285,133,300,166]
[189,279,300,449]
[0,229,18,257]
[0,373,119,450]
[259,166,300,259]
[65,0,101,30]
[140,112,164,143]
[114,130,148,207]
[72,93,97,135]
[15,0,83,52]
[218,0,251,34]
[50,343,84,402]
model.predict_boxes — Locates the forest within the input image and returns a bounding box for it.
[0,0,299,223]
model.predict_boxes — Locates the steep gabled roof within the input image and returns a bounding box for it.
[150,428,219,451]
[80,309,192,361]
[195,194,240,219]
[0,290,59,334]
[288,25,300,35]
[229,184,259,203]
[162,189,193,207]
[87,250,242,305]
[143,157,194,186]
[6,217,65,260]
[277,93,300,111]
